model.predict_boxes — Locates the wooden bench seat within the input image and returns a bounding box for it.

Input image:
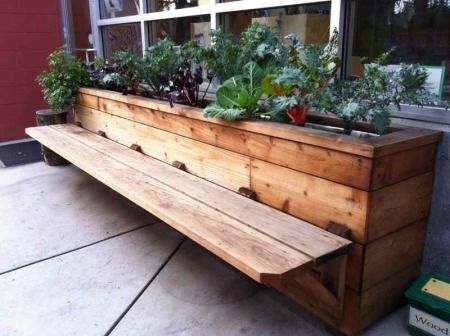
[27,124,352,322]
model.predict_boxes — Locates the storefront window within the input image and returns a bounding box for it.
[349,0,450,101]
[100,0,140,19]
[102,23,142,57]
[219,3,331,44]
[148,15,210,45]
[147,0,209,12]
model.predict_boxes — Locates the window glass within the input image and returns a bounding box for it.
[148,15,211,45]
[147,0,209,12]
[349,0,450,101]
[100,0,140,19]
[219,3,331,44]
[102,23,142,57]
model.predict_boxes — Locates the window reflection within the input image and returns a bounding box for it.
[349,0,450,100]
[100,0,140,19]
[148,15,210,45]
[147,0,209,13]
[220,3,331,45]
[102,23,142,57]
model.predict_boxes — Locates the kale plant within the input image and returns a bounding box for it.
[203,29,241,82]
[320,57,445,135]
[37,47,90,111]
[238,22,287,70]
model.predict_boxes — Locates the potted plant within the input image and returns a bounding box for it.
[37,47,90,165]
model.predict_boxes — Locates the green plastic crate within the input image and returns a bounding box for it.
[406,273,450,336]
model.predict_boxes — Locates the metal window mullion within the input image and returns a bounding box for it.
[141,5,212,21]
[139,0,148,56]
[89,0,103,57]
[97,14,141,26]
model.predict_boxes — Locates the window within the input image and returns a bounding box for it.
[220,3,331,43]
[346,0,450,101]
[92,0,341,58]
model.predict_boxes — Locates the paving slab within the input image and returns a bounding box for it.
[0,163,158,273]
[111,240,409,336]
[0,223,183,336]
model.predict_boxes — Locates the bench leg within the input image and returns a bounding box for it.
[276,255,348,327]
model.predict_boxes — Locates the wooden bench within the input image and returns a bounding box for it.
[27,124,352,326]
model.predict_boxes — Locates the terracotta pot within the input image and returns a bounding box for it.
[287,105,309,126]
[35,109,69,166]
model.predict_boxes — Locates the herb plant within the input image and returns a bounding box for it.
[37,47,90,111]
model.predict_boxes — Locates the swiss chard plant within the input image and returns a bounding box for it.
[37,47,90,111]
[169,41,212,108]
[203,62,267,120]
[261,30,341,124]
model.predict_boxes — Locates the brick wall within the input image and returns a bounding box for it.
[0,1,63,142]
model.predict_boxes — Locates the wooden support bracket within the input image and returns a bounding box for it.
[326,221,351,239]
[277,255,348,326]
[238,187,257,201]
[130,144,142,153]
[97,130,106,138]
[172,160,187,171]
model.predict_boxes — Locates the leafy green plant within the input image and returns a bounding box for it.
[262,32,341,124]
[320,56,445,135]
[203,62,267,120]
[203,29,242,82]
[170,40,212,107]
[111,50,143,94]
[239,22,287,70]
[286,29,340,90]
[141,39,181,98]
[37,47,90,111]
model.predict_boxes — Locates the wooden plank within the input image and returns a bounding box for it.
[346,243,364,291]
[371,143,437,190]
[250,158,369,243]
[358,263,420,331]
[50,124,352,263]
[26,125,317,286]
[76,106,251,193]
[362,220,427,291]
[367,173,434,242]
[76,92,99,111]
[77,89,376,157]
[78,88,442,158]
[77,97,374,190]
[370,128,442,157]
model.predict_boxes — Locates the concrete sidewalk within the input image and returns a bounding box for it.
[0,163,409,335]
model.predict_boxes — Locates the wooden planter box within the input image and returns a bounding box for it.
[75,87,442,335]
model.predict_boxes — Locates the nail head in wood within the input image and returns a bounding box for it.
[130,144,142,153]
[238,187,257,201]
[326,222,351,239]
[97,130,106,138]
[172,160,186,171]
